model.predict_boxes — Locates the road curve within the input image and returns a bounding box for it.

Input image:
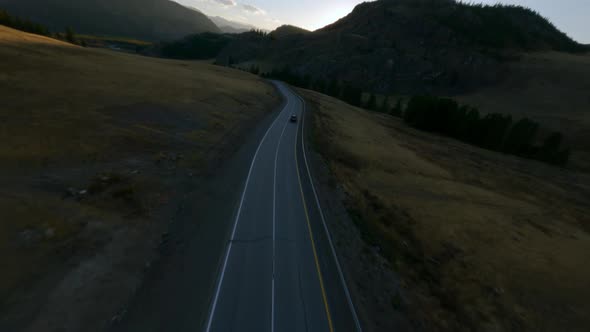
[204,82,362,332]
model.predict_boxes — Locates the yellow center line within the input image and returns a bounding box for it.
[294,110,335,332]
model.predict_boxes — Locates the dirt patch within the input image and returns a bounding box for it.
[301,88,590,332]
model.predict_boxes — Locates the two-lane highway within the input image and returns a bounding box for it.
[205,82,361,332]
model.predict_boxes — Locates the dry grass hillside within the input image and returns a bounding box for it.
[0,25,278,331]
[302,89,590,332]
[458,51,590,171]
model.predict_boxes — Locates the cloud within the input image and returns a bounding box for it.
[264,17,281,24]
[242,3,266,15]
[213,0,236,7]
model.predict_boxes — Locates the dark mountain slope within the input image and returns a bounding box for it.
[209,16,257,34]
[216,0,586,94]
[0,0,220,41]
[269,25,311,38]
[321,0,584,52]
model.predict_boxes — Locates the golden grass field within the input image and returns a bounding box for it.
[0,25,278,167]
[303,89,590,332]
[0,25,279,329]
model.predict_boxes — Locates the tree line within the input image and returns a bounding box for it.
[260,66,364,107]
[0,8,82,46]
[403,96,570,166]
[0,9,50,36]
[160,33,232,59]
[236,65,571,167]
[256,65,570,167]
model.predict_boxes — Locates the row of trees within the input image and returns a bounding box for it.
[260,66,364,107]
[161,33,232,59]
[258,66,401,115]
[1,8,82,46]
[246,64,570,167]
[403,96,570,166]
[0,9,50,36]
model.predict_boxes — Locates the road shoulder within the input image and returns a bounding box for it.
[297,88,413,332]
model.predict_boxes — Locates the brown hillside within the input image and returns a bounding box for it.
[457,51,590,171]
[0,0,220,41]
[303,88,590,332]
[0,25,278,331]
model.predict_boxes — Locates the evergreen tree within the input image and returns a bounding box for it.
[249,65,260,75]
[503,118,539,156]
[65,27,76,44]
[366,94,377,110]
[341,84,362,107]
[478,113,512,151]
[326,79,341,98]
[380,96,390,113]
[0,9,50,36]
[313,79,327,94]
[537,132,569,165]
[464,107,482,144]
[390,99,404,117]
[402,95,569,167]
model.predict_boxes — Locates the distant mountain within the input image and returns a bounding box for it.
[209,16,257,34]
[0,0,220,41]
[269,25,311,38]
[215,0,587,94]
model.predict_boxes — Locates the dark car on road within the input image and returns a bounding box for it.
[290,114,297,123]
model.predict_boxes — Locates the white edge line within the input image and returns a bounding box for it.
[204,82,290,332]
[272,109,291,332]
[293,87,363,332]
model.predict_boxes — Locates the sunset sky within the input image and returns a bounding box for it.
[176,0,589,43]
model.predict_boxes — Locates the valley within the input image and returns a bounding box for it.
[1,0,589,331]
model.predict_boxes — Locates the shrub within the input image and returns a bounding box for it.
[366,94,378,111]
[391,99,404,117]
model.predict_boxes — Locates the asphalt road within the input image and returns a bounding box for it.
[205,82,362,332]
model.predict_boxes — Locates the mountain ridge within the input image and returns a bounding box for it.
[209,16,258,34]
[215,0,587,94]
[0,0,220,41]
